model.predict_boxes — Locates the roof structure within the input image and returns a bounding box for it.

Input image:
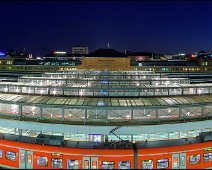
[86,48,126,57]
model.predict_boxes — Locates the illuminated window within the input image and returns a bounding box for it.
[20,153,25,163]
[6,151,16,161]
[142,160,153,169]
[204,153,212,162]
[0,150,2,158]
[84,160,89,169]
[37,156,48,166]
[190,154,200,165]
[162,68,168,71]
[92,160,97,169]
[27,154,32,164]
[118,161,130,169]
[67,160,79,169]
[102,161,114,169]
[6,61,12,65]
[157,159,168,169]
[52,158,63,168]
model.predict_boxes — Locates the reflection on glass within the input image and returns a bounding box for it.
[67,160,79,169]
[142,160,153,169]
[157,159,169,169]
[118,161,130,169]
[37,156,48,166]
[51,158,63,168]
[84,160,89,169]
[180,156,185,166]
[6,151,16,161]
[92,160,97,169]
[20,153,25,163]
[27,154,32,164]
[102,161,114,169]
[204,152,212,162]
[189,154,200,165]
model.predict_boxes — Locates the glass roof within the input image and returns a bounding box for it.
[0,93,211,108]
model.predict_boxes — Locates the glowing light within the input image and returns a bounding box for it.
[11,104,18,113]
[79,90,83,96]
[126,115,131,118]
[31,106,36,111]
[197,90,202,94]
[54,51,66,55]
[50,114,53,117]
[0,52,5,56]
[40,90,43,95]
[16,88,20,92]
[4,87,8,92]
[53,89,57,95]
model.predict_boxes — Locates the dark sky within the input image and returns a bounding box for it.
[0,1,212,56]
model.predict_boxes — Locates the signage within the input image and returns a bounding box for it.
[51,153,63,156]
[54,51,66,55]
[204,148,212,151]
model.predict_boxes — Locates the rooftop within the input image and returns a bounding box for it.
[86,48,126,57]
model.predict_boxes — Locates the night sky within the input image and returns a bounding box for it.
[0,1,212,56]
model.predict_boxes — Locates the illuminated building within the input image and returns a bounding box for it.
[0,48,211,169]
[0,48,211,142]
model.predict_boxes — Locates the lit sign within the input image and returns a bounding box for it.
[51,153,63,156]
[204,148,212,151]
[54,51,66,55]
[88,134,103,136]
[0,52,5,56]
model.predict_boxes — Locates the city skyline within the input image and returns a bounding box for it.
[1,1,212,56]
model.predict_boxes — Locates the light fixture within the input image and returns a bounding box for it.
[53,89,57,95]
[4,87,8,92]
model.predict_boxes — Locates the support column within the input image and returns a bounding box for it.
[201,106,204,117]
[84,109,87,125]
[18,129,22,136]
[179,107,183,119]
[40,107,43,118]
[47,87,50,95]
[61,108,65,121]
[18,104,22,117]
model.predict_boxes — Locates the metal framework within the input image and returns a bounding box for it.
[0,70,211,142]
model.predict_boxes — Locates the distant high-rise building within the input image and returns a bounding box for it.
[72,46,89,54]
